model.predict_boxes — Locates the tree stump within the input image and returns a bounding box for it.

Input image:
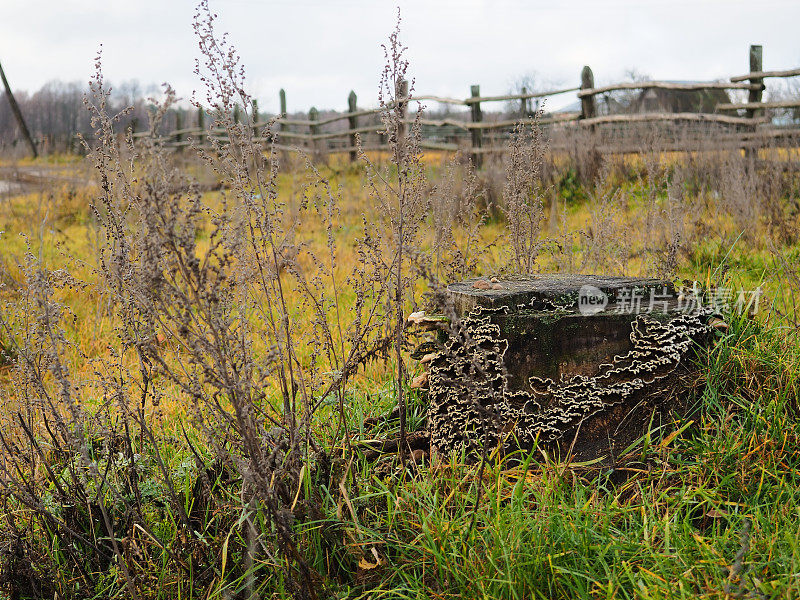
[424,275,717,463]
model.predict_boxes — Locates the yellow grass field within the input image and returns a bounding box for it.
[1,145,799,598]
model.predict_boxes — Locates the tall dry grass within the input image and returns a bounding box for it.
[0,4,799,598]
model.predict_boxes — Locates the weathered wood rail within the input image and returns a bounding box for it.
[134,44,800,165]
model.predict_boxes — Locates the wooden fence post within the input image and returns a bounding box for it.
[252,99,259,138]
[470,84,483,168]
[745,44,764,163]
[197,107,204,145]
[521,86,529,117]
[398,79,409,151]
[579,66,600,183]
[279,88,287,129]
[580,66,596,120]
[279,88,288,148]
[175,109,183,151]
[348,90,358,162]
[277,89,288,163]
[309,106,319,159]
[746,44,764,120]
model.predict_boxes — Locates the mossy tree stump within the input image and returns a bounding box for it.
[423,275,715,463]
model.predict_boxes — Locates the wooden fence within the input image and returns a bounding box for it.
[135,44,800,166]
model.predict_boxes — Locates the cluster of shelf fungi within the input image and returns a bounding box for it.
[364,275,726,466]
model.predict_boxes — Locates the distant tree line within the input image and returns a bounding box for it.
[0,79,183,154]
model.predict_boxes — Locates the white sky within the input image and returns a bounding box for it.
[1,0,799,113]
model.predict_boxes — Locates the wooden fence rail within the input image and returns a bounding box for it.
[134,44,800,163]
[730,67,800,82]
[576,81,760,97]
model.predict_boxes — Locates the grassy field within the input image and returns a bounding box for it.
[2,4,800,595]
[1,132,799,599]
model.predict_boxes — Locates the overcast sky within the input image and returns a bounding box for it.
[1,0,799,113]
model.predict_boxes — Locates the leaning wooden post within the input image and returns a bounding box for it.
[309,106,319,160]
[580,66,596,121]
[469,84,483,168]
[348,90,358,162]
[0,58,37,158]
[746,44,764,120]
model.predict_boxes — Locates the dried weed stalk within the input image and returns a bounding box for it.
[502,118,548,273]
[0,2,399,596]
[360,12,428,460]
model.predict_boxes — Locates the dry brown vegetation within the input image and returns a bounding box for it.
[0,5,799,599]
